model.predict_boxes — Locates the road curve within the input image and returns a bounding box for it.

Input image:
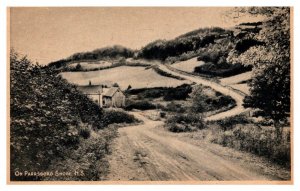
[158,64,248,121]
[106,112,287,181]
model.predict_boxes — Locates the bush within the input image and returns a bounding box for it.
[235,39,264,53]
[127,84,192,101]
[44,127,118,181]
[79,127,91,139]
[189,85,236,113]
[152,66,184,80]
[159,112,166,118]
[9,52,120,181]
[138,88,165,99]
[194,62,252,77]
[190,85,207,113]
[166,113,205,132]
[163,84,192,101]
[125,100,156,111]
[211,115,251,131]
[101,110,137,126]
[212,95,236,109]
[162,102,186,113]
[210,124,290,167]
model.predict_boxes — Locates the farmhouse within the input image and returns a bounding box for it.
[102,87,126,108]
[77,84,126,108]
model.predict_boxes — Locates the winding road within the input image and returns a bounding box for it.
[105,64,290,181]
[106,112,289,181]
[158,64,248,121]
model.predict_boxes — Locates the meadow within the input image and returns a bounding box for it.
[68,61,113,70]
[61,66,191,90]
[172,57,205,73]
[219,71,252,95]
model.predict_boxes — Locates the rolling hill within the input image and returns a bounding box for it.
[48,23,262,80]
[60,66,192,90]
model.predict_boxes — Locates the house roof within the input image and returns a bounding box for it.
[103,87,120,97]
[77,85,103,94]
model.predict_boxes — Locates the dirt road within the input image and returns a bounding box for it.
[106,112,289,181]
[158,64,248,121]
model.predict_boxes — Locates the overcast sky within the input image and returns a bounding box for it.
[10,7,264,65]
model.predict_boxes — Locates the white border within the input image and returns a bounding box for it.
[1,1,299,191]
[3,0,298,7]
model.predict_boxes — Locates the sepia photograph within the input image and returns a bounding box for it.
[8,7,292,183]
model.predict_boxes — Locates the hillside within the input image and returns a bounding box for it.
[47,23,262,78]
[60,65,192,90]
[137,27,232,61]
[137,23,264,77]
[48,45,135,70]
[10,52,137,181]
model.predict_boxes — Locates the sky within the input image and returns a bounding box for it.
[10,7,264,65]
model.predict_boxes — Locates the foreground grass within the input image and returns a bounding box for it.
[190,115,291,168]
[208,117,291,168]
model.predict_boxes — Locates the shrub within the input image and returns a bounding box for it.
[79,127,91,139]
[189,85,236,113]
[10,52,119,181]
[209,95,236,110]
[101,110,137,126]
[210,124,290,167]
[235,39,264,53]
[190,85,208,113]
[159,112,166,118]
[166,113,205,132]
[125,100,156,111]
[162,102,186,113]
[163,84,192,101]
[152,66,184,80]
[194,62,252,77]
[215,91,222,97]
[127,84,192,101]
[138,88,165,99]
[44,127,118,181]
[75,63,82,71]
[211,115,251,131]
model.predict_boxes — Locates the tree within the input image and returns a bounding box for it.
[112,83,119,87]
[190,85,206,113]
[75,63,82,71]
[227,7,290,141]
[127,85,132,90]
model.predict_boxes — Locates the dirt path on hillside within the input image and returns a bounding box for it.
[158,64,249,121]
[106,112,289,181]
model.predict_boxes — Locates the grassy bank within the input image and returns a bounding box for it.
[207,115,290,167]
[10,52,137,181]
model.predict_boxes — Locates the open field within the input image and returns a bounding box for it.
[219,71,252,85]
[219,71,252,95]
[172,57,205,73]
[61,66,191,90]
[126,58,158,66]
[68,61,113,70]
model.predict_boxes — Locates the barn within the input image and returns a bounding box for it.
[102,87,126,108]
